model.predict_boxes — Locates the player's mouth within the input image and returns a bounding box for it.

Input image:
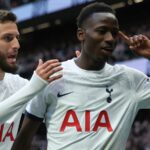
[101,47,114,56]
[7,54,17,64]
[102,47,113,52]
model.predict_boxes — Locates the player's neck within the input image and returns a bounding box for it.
[0,69,5,80]
[75,56,105,71]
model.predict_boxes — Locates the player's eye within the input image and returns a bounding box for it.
[96,28,107,35]
[3,35,14,42]
[111,29,119,38]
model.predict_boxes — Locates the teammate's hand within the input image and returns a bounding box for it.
[75,50,81,57]
[35,59,63,82]
[119,31,150,59]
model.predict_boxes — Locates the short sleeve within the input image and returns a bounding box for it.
[26,90,46,119]
[25,83,58,120]
[126,66,150,109]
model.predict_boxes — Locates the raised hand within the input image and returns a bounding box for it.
[35,59,63,83]
[75,50,81,57]
[119,31,150,59]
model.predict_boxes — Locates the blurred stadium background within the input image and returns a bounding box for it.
[1,0,150,149]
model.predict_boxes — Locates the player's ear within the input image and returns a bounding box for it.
[77,28,85,41]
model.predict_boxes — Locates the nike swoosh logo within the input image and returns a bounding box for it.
[57,92,73,97]
[147,78,150,82]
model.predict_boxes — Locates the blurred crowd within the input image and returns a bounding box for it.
[126,120,150,150]
[0,0,36,9]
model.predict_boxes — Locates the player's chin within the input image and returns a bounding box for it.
[5,64,18,73]
[95,55,108,63]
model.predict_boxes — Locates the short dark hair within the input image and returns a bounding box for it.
[77,2,116,28]
[0,9,17,23]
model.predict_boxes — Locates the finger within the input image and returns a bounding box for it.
[130,35,146,49]
[130,36,139,47]
[48,74,63,83]
[47,66,63,78]
[129,45,137,50]
[38,66,63,81]
[129,44,142,50]
[118,31,130,44]
[35,59,44,74]
[36,59,60,76]
[44,62,62,73]
[38,59,43,67]
[39,59,59,69]
[75,50,81,57]
[141,35,149,41]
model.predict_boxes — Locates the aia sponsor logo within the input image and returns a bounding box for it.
[0,122,15,142]
[60,110,113,132]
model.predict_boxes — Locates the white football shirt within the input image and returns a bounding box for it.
[0,73,28,150]
[26,58,150,150]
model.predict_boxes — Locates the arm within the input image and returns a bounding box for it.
[0,72,46,122]
[0,59,62,122]
[11,116,41,150]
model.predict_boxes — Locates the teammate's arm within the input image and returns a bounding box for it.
[0,59,62,122]
[11,116,41,150]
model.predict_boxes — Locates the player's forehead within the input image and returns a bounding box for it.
[83,12,119,29]
[0,21,19,36]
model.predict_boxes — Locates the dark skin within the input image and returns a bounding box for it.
[11,117,42,150]
[75,12,119,70]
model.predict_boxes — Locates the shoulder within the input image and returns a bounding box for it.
[42,60,73,99]
[5,73,29,86]
[61,59,74,68]
[112,64,147,84]
[114,64,146,76]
